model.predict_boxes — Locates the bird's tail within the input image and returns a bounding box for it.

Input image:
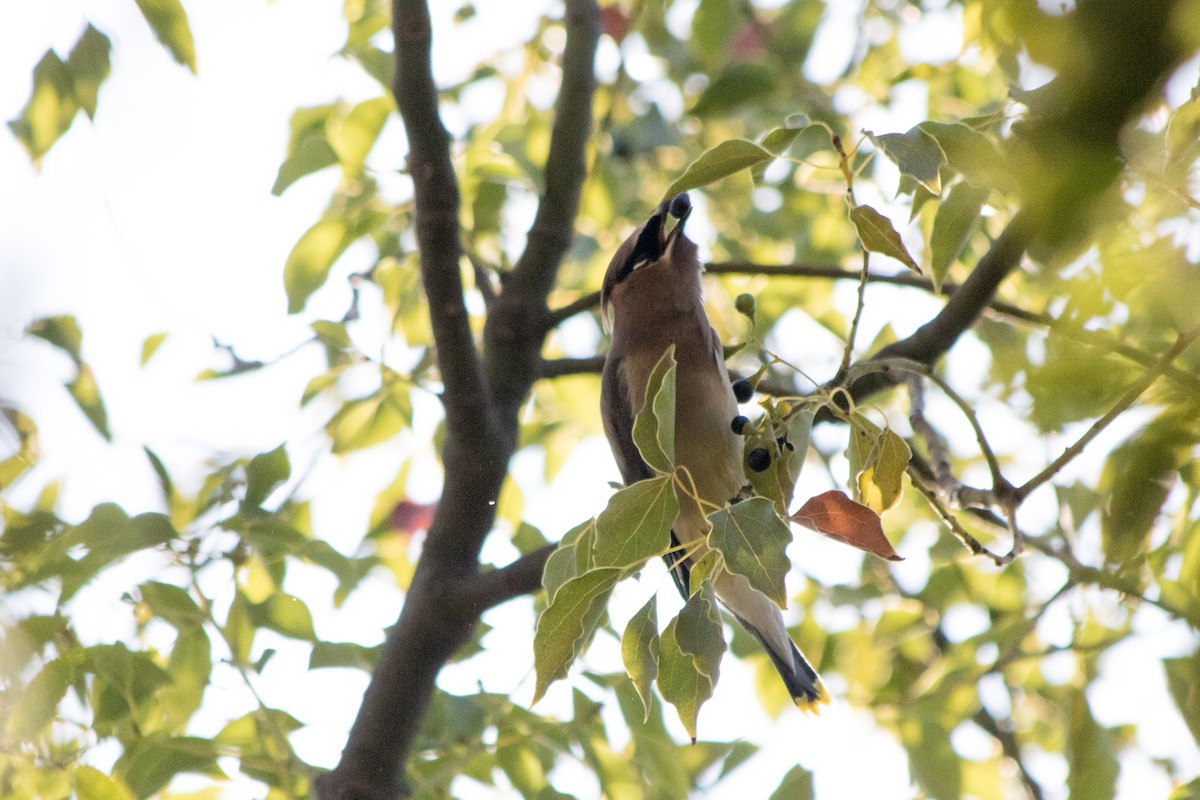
[715,571,828,711]
[743,620,828,711]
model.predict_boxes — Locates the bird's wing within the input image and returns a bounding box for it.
[600,353,654,485]
[602,354,691,596]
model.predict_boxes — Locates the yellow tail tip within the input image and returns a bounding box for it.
[795,684,831,715]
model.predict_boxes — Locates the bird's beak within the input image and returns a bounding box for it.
[663,193,692,253]
[627,194,692,268]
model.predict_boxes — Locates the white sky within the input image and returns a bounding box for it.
[1,1,1199,799]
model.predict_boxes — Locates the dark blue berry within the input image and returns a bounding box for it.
[747,448,771,472]
[731,415,749,434]
[669,193,691,218]
[732,379,753,403]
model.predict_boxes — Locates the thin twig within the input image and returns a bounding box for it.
[542,264,1200,393]
[832,133,871,382]
[1017,324,1200,500]
[879,358,1007,496]
[906,373,954,489]
[972,708,1046,800]
[1024,534,1200,628]
[906,464,1009,565]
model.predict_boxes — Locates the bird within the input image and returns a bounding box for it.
[599,193,828,710]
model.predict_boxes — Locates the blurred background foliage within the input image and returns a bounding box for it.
[3,0,1200,798]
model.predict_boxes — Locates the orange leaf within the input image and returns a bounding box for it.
[790,490,903,561]
[390,499,437,535]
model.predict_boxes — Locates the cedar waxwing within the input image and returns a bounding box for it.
[600,194,828,709]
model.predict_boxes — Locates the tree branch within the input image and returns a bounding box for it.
[540,355,605,378]
[319,4,510,798]
[508,0,598,302]
[486,0,600,414]
[320,7,601,799]
[1017,324,1200,500]
[840,210,1036,406]
[461,544,557,612]
[547,262,1200,381]
[389,0,490,438]
[972,707,1046,800]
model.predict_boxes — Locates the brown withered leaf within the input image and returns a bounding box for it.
[790,490,903,561]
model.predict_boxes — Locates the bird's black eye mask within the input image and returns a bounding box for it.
[615,211,664,284]
[614,194,692,284]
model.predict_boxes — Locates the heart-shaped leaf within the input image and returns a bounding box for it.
[791,490,902,561]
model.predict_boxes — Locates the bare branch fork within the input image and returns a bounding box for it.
[317,2,599,798]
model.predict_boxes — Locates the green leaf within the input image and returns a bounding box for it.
[89,643,172,729]
[688,549,721,596]
[470,179,507,235]
[919,121,1011,190]
[74,766,136,800]
[664,139,775,200]
[329,96,393,176]
[4,657,70,739]
[867,128,946,195]
[1181,519,1200,598]
[223,591,255,666]
[1100,408,1195,566]
[847,413,883,504]
[930,182,989,291]
[593,475,678,569]
[848,204,921,274]
[1169,778,1200,800]
[707,497,792,609]
[621,597,659,722]
[272,135,338,195]
[900,716,962,800]
[778,406,815,509]
[631,345,677,474]
[0,408,38,488]
[66,25,112,119]
[7,51,78,162]
[742,421,786,508]
[248,593,316,641]
[689,64,777,119]
[284,218,351,314]
[140,332,168,366]
[28,315,83,363]
[139,581,205,628]
[856,427,911,514]
[760,124,806,156]
[1066,691,1118,800]
[327,385,411,453]
[769,766,814,800]
[1164,652,1200,747]
[1167,95,1200,166]
[161,626,212,733]
[214,707,303,749]
[134,0,197,73]
[692,0,736,65]
[512,522,549,555]
[244,444,290,509]
[113,734,222,798]
[532,567,619,703]
[1027,336,1135,433]
[309,640,381,670]
[542,520,594,602]
[62,507,176,601]
[68,364,111,440]
[657,581,725,741]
